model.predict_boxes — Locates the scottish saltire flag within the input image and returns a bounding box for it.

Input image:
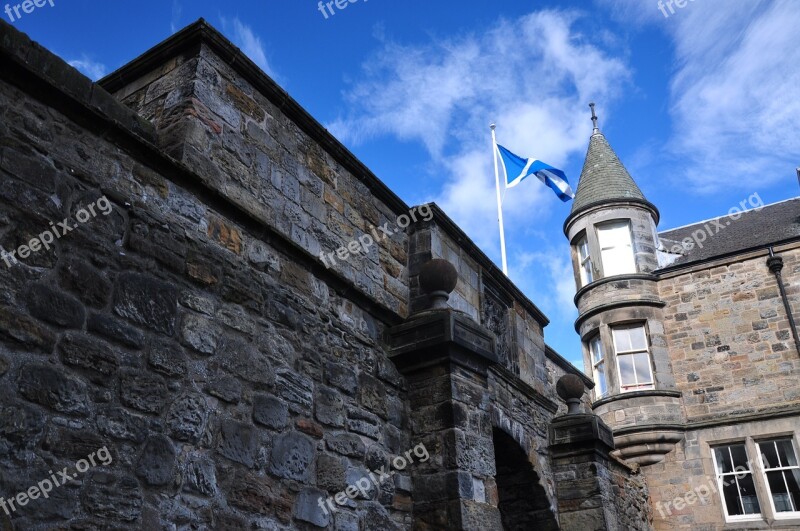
[496,144,574,202]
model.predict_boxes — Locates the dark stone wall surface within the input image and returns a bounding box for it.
[0,33,413,529]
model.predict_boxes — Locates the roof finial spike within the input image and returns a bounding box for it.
[589,102,599,133]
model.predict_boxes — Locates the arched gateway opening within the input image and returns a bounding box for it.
[492,428,559,530]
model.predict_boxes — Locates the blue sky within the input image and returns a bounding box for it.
[10,0,799,369]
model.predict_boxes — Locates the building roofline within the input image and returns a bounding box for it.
[97,18,410,217]
[659,196,800,234]
[545,345,593,388]
[654,236,800,275]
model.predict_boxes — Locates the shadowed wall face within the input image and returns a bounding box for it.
[493,428,558,530]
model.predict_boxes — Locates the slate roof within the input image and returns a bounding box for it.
[657,197,800,269]
[571,131,648,214]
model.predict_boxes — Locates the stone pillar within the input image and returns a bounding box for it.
[388,260,502,530]
[549,375,617,531]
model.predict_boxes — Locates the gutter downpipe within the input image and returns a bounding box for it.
[767,247,800,356]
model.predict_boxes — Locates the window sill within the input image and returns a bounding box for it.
[722,518,800,529]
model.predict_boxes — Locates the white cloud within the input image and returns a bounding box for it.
[607,0,800,192]
[219,16,277,79]
[170,0,182,33]
[68,55,107,81]
[329,9,631,250]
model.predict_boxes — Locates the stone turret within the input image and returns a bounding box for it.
[563,105,683,466]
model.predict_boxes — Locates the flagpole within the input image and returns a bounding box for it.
[490,123,508,275]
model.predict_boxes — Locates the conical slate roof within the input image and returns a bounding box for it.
[570,131,647,214]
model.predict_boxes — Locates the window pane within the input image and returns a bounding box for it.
[629,327,648,351]
[737,474,761,515]
[582,260,593,284]
[761,441,780,469]
[601,247,636,276]
[578,238,589,260]
[597,222,636,276]
[613,328,632,352]
[590,336,604,364]
[634,353,652,383]
[767,471,791,512]
[598,222,630,248]
[731,445,750,470]
[777,440,798,467]
[594,362,607,397]
[785,470,800,512]
[619,355,635,386]
[715,447,734,474]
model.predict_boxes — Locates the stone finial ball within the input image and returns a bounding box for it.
[419,259,458,295]
[556,374,586,401]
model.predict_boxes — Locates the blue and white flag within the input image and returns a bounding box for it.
[496,144,574,202]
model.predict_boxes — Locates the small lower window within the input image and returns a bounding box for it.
[713,444,761,520]
[758,439,800,517]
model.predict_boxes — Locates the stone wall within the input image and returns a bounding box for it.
[658,244,800,420]
[643,244,800,529]
[0,51,418,531]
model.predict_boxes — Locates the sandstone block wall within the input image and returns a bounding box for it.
[659,245,800,419]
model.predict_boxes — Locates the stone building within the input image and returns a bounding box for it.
[565,115,800,529]
[0,19,654,531]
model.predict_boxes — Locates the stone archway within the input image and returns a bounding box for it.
[492,428,559,530]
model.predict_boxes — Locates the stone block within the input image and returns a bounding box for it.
[18,364,89,416]
[81,472,143,523]
[96,407,147,443]
[135,434,177,486]
[58,332,119,383]
[269,431,315,481]
[325,432,366,458]
[119,370,168,414]
[167,394,208,443]
[26,283,85,328]
[87,312,145,349]
[253,394,288,429]
[207,374,243,404]
[147,339,188,378]
[294,488,330,528]
[113,273,177,335]
[218,419,259,468]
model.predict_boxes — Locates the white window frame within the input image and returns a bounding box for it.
[712,443,763,522]
[757,438,800,519]
[576,234,593,287]
[612,324,654,392]
[589,335,607,399]
[597,220,636,277]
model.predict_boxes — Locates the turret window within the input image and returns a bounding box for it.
[597,221,636,276]
[589,335,607,398]
[576,235,593,286]
[612,325,654,392]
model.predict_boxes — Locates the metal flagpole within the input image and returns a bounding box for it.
[490,123,508,275]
